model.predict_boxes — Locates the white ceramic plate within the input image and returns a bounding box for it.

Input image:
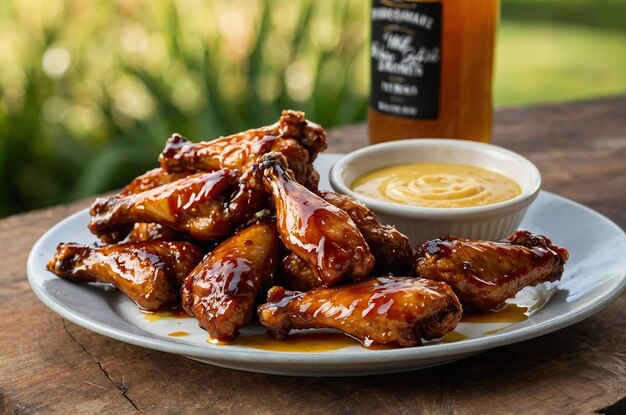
[28,154,626,377]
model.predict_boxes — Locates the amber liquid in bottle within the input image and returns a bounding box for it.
[369,0,498,143]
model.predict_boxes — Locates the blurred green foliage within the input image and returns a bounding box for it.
[496,0,626,105]
[0,0,625,217]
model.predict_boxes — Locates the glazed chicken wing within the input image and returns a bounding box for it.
[258,276,462,347]
[259,152,375,287]
[181,220,279,341]
[125,223,181,243]
[321,191,413,275]
[279,252,319,291]
[92,168,190,244]
[46,241,203,310]
[159,110,327,190]
[89,165,266,242]
[120,167,193,196]
[414,230,569,311]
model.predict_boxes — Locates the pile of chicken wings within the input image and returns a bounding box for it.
[47,111,569,348]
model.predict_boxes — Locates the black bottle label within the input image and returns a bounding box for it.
[371,0,442,119]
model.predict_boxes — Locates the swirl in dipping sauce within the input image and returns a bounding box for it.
[351,163,521,208]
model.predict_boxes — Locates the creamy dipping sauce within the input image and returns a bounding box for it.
[351,163,521,208]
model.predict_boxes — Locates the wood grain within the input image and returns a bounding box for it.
[1,96,625,414]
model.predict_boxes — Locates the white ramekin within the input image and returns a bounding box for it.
[329,139,541,244]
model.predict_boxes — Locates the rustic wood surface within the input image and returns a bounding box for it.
[1,96,625,414]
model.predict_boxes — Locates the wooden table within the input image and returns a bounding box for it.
[1,96,625,414]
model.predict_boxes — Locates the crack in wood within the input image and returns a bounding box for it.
[61,319,142,413]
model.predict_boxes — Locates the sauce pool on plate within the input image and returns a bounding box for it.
[208,332,359,352]
[351,163,521,208]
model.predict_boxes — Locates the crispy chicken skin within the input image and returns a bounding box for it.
[159,110,327,190]
[125,223,181,243]
[414,230,569,311]
[259,152,375,287]
[258,276,462,347]
[181,220,280,341]
[280,252,319,291]
[120,167,193,196]
[89,166,266,242]
[46,241,203,310]
[320,191,413,275]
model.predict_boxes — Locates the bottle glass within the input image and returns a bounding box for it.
[369,0,499,144]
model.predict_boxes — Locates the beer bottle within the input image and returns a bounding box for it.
[369,0,498,143]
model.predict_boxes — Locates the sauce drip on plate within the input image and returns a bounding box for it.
[168,331,190,337]
[142,306,190,322]
[208,332,358,352]
[441,331,469,343]
[461,304,529,324]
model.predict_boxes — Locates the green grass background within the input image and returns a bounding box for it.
[0,0,624,217]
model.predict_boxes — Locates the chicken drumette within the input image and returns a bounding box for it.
[46,241,203,310]
[159,110,327,190]
[89,164,266,242]
[414,230,569,311]
[100,168,192,243]
[320,191,413,275]
[278,193,412,291]
[258,276,462,347]
[259,152,375,287]
[181,220,280,341]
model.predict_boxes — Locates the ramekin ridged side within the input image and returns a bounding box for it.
[329,139,542,245]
